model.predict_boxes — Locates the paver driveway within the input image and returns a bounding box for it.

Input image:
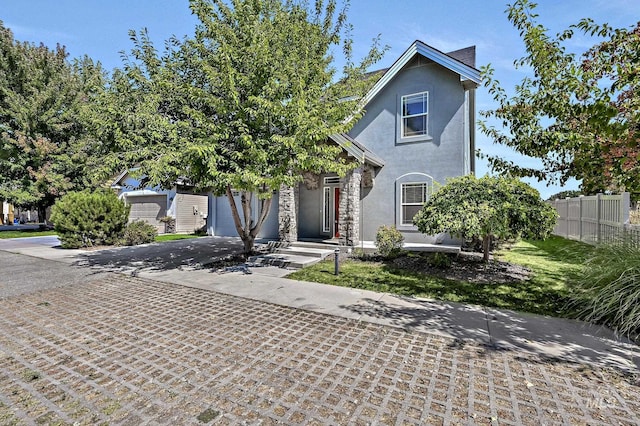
[0,263,639,424]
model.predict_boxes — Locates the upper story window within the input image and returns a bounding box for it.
[401,91,429,138]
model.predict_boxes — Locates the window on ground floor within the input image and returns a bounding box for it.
[401,182,428,225]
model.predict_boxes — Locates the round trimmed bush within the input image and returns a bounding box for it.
[51,190,130,248]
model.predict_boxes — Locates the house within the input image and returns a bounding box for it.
[207,40,480,246]
[0,200,11,225]
[111,170,208,234]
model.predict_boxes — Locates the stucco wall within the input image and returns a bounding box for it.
[207,192,279,239]
[298,182,321,239]
[349,57,469,243]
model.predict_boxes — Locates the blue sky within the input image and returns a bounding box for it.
[3,0,639,199]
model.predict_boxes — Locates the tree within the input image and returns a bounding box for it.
[413,175,557,262]
[547,190,581,201]
[479,0,640,196]
[0,21,106,221]
[96,0,384,254]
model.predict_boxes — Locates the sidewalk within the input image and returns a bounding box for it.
[2,235,639,375]
[140,266,640,375]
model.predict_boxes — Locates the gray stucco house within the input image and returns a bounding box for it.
[207,40,480,246]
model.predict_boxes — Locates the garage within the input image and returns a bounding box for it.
[175,193,208,234]
[126,195,167,233]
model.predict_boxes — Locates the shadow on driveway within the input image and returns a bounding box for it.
[340,295,640,375]
[73,236,244,274]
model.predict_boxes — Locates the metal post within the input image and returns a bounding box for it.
[334,248,340,275]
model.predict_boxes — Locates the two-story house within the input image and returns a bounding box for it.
[206,40,480,246]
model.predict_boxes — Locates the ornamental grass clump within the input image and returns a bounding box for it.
[573,237,640,341]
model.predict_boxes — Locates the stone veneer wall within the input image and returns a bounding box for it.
[278,184,299,243]
[339,166,362,246]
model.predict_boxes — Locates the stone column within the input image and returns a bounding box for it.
[278,184,298,244]
[339,166,362,246]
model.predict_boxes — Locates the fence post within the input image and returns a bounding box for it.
[596,193,602,243]
[578,196,583,242]
[622,192,630,224]
[622,192,630,242]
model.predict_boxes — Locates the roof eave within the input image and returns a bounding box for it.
[363,41,481,105]
[329,134,385,167]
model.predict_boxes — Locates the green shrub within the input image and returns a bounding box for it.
[428,252,453,268]
[159,216,176,233]
[350,247,373,261]
[572,237,640,341]
[50,190,130,248]
[120,220,157,246]
[375,225,404,258]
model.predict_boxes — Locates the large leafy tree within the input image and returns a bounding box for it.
[96,0,384,254]
[413,175,557,262]
[480,0,640,196]
[0,22,105,221]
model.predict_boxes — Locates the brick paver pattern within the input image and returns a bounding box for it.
[0,275,638,425]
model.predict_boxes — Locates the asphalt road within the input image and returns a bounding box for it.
[0,251,110,299]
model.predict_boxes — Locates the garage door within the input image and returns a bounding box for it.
[127,195,167,233]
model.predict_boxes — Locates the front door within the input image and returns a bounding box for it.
[322,184,341,238]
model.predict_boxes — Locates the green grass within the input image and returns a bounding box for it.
[154,233,202,242]
[0,229,203,243]
[288,236,594,318]
[0,229,57,239]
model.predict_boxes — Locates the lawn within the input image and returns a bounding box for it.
[287,236,593,318]
[154,233,202,242]
[0,229,202,243]
[0,229,57,239]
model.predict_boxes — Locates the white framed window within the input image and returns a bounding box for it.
[401,182,428,225]
[323,176,340,185]
[322,187,331,233]
[401,91,429,138]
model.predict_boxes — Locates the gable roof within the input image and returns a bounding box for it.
[446,46,476,68]
[110,169,134,189]
[329,133,385,167]
[362,40,481,105]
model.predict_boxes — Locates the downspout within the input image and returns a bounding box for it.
[207,193,217,236]
[361,151,365,252]
[470,86,476,175]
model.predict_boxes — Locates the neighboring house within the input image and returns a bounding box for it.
[209,40,480,245]
[111,170,208,234]
[0,200,10,225]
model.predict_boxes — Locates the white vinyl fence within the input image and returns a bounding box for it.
[552,193,640,244]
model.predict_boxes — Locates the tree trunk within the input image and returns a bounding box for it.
[482,235,491,262]
[242,235,255,256]
[225,186,273,258]
[38,206,47,225]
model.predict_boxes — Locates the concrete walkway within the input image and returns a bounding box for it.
[1,235,638,376]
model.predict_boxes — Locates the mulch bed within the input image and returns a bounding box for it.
[386,251,531,284]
